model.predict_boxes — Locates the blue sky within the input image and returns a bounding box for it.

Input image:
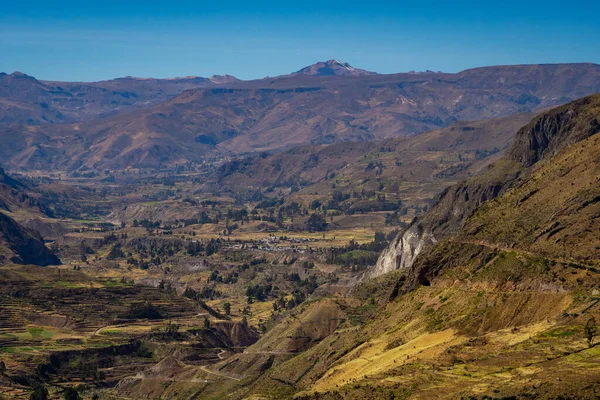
[1,0,599,81]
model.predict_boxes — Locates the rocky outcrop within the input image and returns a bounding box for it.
[506,94,600,166]
[369,94,600,280]
[369,167,520,279]
[0,212,61,266]
[367,224,434,279]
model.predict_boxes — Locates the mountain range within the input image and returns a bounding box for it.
[2,62,600,171]
[0,71,238,125]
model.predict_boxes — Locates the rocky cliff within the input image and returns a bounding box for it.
[369,94,600,279]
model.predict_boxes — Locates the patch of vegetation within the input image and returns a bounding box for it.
[121,302,162,320]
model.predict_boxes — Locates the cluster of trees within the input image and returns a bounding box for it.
[246,284,273,302]
[345,198,402,215]
[208,269,239,284]
[250,257,268,266]
[30,385,82,400]
[106,236,222,266]
[255,197,284,209]
[306,213,328,232]
[325,234,395,268]
[122,302,162,320]
[365,160,385,172]
[107,243,125,260]
[309,190,402,216]
[132,219,161,229]
[271,275,319,312]
[272,292,308,311]
[179,211,213,226]
[186,238,221,256]
[385,209,408,226]
[183,286,222,300]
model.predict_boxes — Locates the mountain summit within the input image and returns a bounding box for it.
[294,59,377,76]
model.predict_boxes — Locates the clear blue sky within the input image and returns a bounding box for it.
[1,0,599,81]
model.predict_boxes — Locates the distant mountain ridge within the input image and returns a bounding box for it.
[0,71,239,126]
[293,59,377,76]
[2,63,600,171]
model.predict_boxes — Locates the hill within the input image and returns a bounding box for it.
[214,110,536,190]
[2,63,600,171]
[373,93,600,278]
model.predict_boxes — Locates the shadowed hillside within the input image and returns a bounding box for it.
[0,212,60,266]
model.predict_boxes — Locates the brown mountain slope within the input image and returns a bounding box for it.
[2,63,600,171]
[373,93,600,279]
[214,111,537,202]
[0,167,55,218]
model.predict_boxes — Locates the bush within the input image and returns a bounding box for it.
[29,384,48,400]
[124,302,162,320]
[134,342,153,358]
[63,387,81,400]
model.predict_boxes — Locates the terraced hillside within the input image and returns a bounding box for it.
[0,265,258,399]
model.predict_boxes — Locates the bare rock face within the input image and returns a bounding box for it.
[368,224,435,279]
[506,94,600,166]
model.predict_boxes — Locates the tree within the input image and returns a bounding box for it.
[107,243,124,260]
[306,213,327,232]
[125,302,162,320]
[203,317,210,330]
[223,302,231,315]
[585,317,597,347]
[241,316,248,327]
[63,387,81,400]
[49,241,59,255]
[165,321,180,336]
[29,384,49,400]
[374,231,386,243]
